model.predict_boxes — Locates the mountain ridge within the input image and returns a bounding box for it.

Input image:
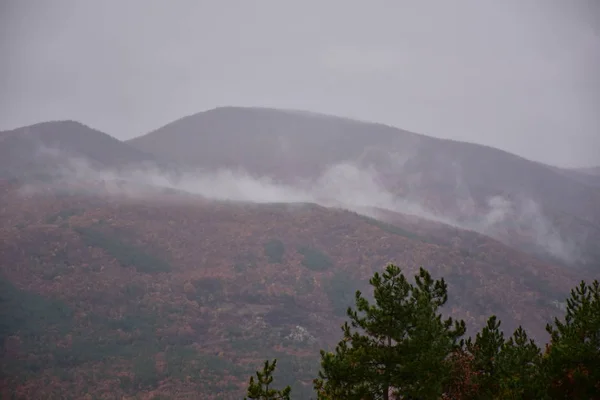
[124,106,600,269]
[0,120,170,180]
[128,106,566,171]
[2,107,599,269]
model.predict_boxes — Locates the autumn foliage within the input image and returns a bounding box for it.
[0,180,596,399]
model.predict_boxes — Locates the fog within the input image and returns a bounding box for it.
[21,142,579,264]
[478,195,579,263]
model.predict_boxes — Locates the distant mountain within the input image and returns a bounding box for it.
[2,110,598,268]
[574,166,600,176]
[0,120,163,180]
[128,107,600,268]
[551,165,600,188]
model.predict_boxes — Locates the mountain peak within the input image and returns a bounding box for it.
[0,119,158,179]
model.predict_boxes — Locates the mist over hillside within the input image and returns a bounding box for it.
[0,120,167,180]
[128,107,600,268]
[575,166,600,176]
[3,108,599,270]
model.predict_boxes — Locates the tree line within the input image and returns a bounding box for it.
[245,264,600,399]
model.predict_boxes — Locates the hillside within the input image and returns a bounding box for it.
[574,166,600,176]
[128,107,600,269]
[552,165,600,188]
[2,112,597,270]
[0,178,589,399]
[0,121,165,180]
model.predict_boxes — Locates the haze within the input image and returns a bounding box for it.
[20,140,578,264]
[1,0,599,167]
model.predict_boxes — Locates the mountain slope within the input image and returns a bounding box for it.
[127,107,599,222]
[128,107,424,179]
[574,166,600,176]
[0,121,162,179]
[128,107,600,268]
[551,165,600,188]
[0,179,586,399]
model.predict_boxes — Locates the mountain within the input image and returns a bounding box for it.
[575,166,600,187]
[1,109,597,397]
[574,166,600,176]
[0,120,164,180]
[127,107,423,179]
[0,178,588,399]
[551,165,600,188]
[128,107,600,268]
[2,111,597,268]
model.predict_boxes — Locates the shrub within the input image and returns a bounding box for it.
[75,226,171,273]
[45,208,83,224]
[133,356,160,389]
[324,272,362,316]
[188,277,224,305]
[0,277,73,342]
[122,283,146,299]
[296,273,315,295]
[264,239,285,264]
[298,246,332,271]
[233,252,258,272]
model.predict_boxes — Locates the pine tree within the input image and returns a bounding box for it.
[463,315,505,398]
[544,280,600,399]
[495,326,545,399]
[242,270,600,399]
[457,316,545,399]
[314,264,466,399]
[245,359,292,400]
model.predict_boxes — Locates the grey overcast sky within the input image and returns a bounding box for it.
[1,0,598,167]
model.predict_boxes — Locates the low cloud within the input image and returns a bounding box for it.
[20,143,581,265]
[474,195,579,263]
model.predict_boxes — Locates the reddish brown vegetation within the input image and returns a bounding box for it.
[0,179,591,398]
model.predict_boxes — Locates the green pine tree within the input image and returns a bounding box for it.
[463,315,505,398]
[457,316,545,399]
[495,326,545,399]
[314,264,466,400]
[543,279,600,399]
[245,359,292,400]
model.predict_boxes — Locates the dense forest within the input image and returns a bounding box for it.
[245,264,600,399]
